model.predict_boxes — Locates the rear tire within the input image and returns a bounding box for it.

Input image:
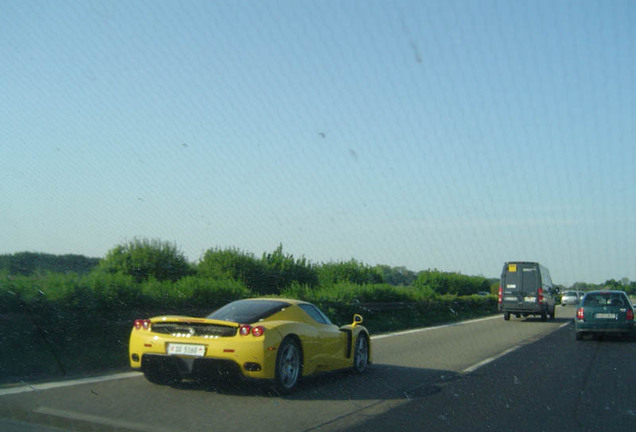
[575,332,583,341]
[503,312,510,321]
[274,337,302,394]
[540,311,547,322]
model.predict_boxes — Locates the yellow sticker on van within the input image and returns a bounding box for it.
[508,264,517,272]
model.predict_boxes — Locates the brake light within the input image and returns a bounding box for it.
[498,286,502,304]
[576,308,585,320]
[239,325,265,337]
[627,309,634,321]
[134,319,151,330]
[538,288,544,303]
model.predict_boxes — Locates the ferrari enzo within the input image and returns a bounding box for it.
[129,298,371,393]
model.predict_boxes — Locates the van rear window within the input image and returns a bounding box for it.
[521,269,538,288]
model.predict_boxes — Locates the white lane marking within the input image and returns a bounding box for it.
[33,407,175,432]
[461,321,571,374]
[0,372,141,397]
[461,346,521,374]
[371,315,500,340]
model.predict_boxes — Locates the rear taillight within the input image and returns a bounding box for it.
[498,286,502,304]
[239,325,265,337]
[134,319,151,330]
[576,308,585,320]
[627,309,634,321]
[538,288,544,303]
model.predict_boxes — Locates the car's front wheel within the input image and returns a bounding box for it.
[352,334,369,373]
[274,337,302,394]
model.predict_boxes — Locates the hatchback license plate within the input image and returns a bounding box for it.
[595,313,617,319]
[167,343,206,356]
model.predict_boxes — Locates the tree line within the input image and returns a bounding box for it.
[3,241,632,296]
[0,239,494,298]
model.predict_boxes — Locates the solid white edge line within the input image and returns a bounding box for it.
[0,371,142,397]
[371,314,500,340]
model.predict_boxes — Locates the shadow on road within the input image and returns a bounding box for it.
[170,363,458,401]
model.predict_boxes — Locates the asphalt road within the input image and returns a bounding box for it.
[1,306,634,432]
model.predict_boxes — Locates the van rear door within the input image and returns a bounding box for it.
[502,263,540,311]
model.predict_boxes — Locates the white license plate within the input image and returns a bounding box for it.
[167,343,206,356]
[595,313,617,319]
[524,297,536,302]
[504,296,517,301]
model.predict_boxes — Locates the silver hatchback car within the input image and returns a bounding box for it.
[561,290,581,306]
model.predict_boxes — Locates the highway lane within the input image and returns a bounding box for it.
[0,308,573,432]
[342,308,636,432]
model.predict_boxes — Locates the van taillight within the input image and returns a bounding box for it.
[498,286,502,304]
[576,308,585,320]
[538,288,544,303]
[627,309,634,321]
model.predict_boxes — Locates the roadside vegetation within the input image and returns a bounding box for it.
[1,238,633,384]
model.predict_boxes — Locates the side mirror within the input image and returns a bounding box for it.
[352,314,363,327]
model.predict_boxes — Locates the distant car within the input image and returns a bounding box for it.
[129,298,371,393]
[575,290,634,340]
[561,290,580,306]
[476,291,490,296]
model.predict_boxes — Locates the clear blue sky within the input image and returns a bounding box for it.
[2,1,635,286]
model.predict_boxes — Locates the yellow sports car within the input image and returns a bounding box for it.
[129,298,371,393]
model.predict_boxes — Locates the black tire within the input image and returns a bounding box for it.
[352,334,369,373]
[274,337,302,394]
[504,312,510,321]
[540,311,547,322]
[575,331,583,341]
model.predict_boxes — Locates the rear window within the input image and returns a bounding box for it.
[207,300,290,323]
[563,291,577,296]
[521,267,539,289]
[582,293,627,307]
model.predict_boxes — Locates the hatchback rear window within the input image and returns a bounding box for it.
[582,294,627,307]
